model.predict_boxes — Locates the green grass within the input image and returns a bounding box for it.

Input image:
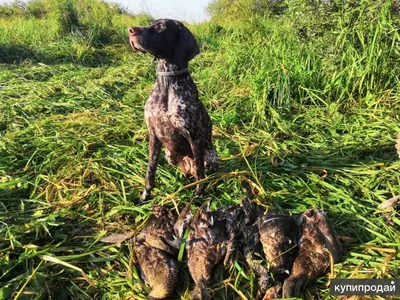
[1,0,400,299]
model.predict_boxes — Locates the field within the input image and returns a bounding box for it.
[1,0,400,299]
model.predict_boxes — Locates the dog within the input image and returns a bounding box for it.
[128,19,219,202]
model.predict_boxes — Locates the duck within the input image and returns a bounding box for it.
[135,204,192,300]
[239,184,298,299]
[243,220,272,300]
[282,209,342,298]
[186,202,243,300]
[258,213,298,279]
[243,223,285,300]
[240,187,272,300]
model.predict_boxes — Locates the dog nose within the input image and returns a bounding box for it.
[128,27,143,36]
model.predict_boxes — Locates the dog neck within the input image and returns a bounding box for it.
[156,59,189,77]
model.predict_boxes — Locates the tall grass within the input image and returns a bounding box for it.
[0,0,151,64]
[1,0,400,299]
[198,0,400,126]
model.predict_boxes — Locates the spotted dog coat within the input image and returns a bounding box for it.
[128,19,219,202]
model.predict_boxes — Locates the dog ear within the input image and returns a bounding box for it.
[173,21,200,67]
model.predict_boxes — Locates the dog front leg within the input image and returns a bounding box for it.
[190,140,205,198]
[140,130,162,202]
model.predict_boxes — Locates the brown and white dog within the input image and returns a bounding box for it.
[128,19,219,202]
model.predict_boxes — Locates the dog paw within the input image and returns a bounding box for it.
[136,189,152,204]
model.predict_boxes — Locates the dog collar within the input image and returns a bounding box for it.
[157,67,189,76]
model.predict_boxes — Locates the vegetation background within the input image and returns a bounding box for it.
[0,0,399,298]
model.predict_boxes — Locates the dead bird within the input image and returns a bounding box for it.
[216,204,244,266]
[244,211,299,300]
[186,202,242,300]
[240,188,272,300]
[135,204,192,300]
[282,209,342,298]
[258,213,298,278]
[244,221,272,300]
